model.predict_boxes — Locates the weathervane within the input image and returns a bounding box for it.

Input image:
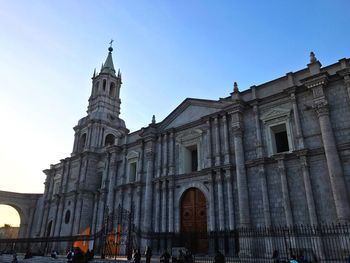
[108,39,114,52]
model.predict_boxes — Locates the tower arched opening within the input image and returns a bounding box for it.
[104,134,115,146]
[109,82,116,97]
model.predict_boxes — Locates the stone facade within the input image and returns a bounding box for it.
[10,49,350,244]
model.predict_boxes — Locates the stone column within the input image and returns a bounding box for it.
[157,136,162,178]
[53,197,64,236]
[297,150,318,225]
[143,148,155,231]
[91,192,99,234]
[73,194,83,234]
[169,130,175,175]
[314,101,350,221]
[222,115,230,164]
[225,169,235,230]
[69,193,77,235]
[134,185,142,229]
[216,170,225,230]
[252,102,264,157]
[259,165,271,227]
[137,141,144,181]
[276,155,293,226]
[73,133,79,153]
[209,173,216,231]
[206,120,213,167]
[40,201,50,236]
[214,116,221,166]
[344,74,350,100]
[337,62,350,101]
[232,126,250,226]
[303,73,350,222]
[106,153,116,211]
[95,190,106,232]
[162,133,168,176]
[290,91,305,149]
[161,180,167,232]
[168,178,174,232]
[154,181,161,232]
[253,101,271,227]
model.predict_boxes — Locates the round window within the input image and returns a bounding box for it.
[65,210,71,224]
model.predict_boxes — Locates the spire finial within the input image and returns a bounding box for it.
[108,39,114,52]
[233,82,239,93]
[152,115,156,124]
[310,51,317,63]
[92,68,96,78]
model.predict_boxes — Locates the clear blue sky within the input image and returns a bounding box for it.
[0,0,349,225]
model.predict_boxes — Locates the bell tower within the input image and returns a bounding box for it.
[88,45,122,117]
[72,45,128,155]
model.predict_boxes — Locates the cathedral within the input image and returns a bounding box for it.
[2,47,350,254]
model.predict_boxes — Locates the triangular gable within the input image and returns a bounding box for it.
[160,98,224,130]
[260,107,291,123]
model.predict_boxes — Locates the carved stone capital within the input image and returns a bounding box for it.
[145,149,155,160]
[313,100,329,117]
[232,126,244,137]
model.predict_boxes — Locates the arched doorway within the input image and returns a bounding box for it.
[180,188,208,253]
[0,205,20,238]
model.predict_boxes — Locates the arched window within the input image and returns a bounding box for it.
[65,210,71,224]
[109,82,116,97]
[46,220,53,237]
[78,133,87,151]
[104,134,115,146]
[103,79,106,91]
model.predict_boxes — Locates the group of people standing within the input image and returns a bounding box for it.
[131,246,153,263]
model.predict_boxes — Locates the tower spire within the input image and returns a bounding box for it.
[101,43,116,76]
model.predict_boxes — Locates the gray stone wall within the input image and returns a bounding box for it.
[29,55,350,242]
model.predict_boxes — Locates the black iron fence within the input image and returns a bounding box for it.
[0,223,349,262]
[144,224,350,262]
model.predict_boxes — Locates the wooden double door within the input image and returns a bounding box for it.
[180,188,208,253]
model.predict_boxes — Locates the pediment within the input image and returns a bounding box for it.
[127,150,139,160]
[160,98,224,130]
[261,107,291,122]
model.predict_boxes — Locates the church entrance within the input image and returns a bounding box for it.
[180,188,208,253]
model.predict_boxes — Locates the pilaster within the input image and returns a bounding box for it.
[275,154,293,226]
[296,150,318,225]
[230,102,250,227]
[168,178,174,232]
[222,115,230,164]
[154,181,161,232]
[224,169,235,230]
[214,116,221,166]
[162,133,168,176]
[161,180,167,232]
[215,170,225,230]
[143,147,155,231]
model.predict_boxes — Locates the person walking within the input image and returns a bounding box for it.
[145,246,152,263]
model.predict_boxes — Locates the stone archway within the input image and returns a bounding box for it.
[0,190,41,238]
[180,188,208,253]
